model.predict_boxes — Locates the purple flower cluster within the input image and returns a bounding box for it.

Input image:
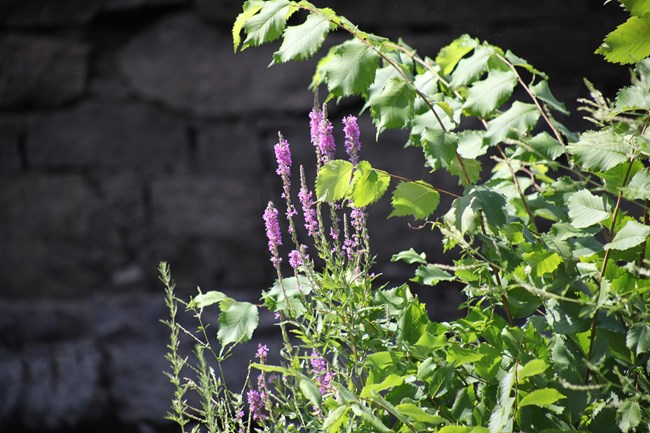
[274,133,292,180]
[308,106,336,163]
[310,350,334,395]
[343,115,361,165]
[299,168,319,237]
[246,389,267,421]
[263,202,282,267]
[256,343,269,362]
[288,249,303,269]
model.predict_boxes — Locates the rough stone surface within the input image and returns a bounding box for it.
[0,0,105,28]
[0,35,87,109]
[104,0,187,11]
[0,117,22,174]
[26,100,187,171]
[0,175,126,298]
[120,13,315,117]
[196,123,264,175]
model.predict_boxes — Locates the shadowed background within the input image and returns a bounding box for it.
[0,1,628,432]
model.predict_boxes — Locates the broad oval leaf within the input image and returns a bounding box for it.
[322,406,349,433]
[568,130,630,172]
[626,323,650,355]
[617,399,642,432]
[323,39,379,97]
[233,0,264,52]
[316,159,354,202]
[370,76,416,133]
[485,101,540,146]
[272,13,332,63]
[567,189,611,229]
[243,0,292,48]
[435,34,478,75]
[450,45,494,88]
[217,300,259,346]
[518,388,566,408]
[518,359,548,380]
[463,70,517,117]
[623,168,650,199]
[597,15,650,64]
[389,181,440,220]
[351,160,391,207]
[190,290,228,309]
[604,220,650,251]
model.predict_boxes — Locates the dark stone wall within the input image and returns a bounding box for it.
[0,1,628,431]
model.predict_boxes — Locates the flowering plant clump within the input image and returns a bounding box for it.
[161,1,650,432]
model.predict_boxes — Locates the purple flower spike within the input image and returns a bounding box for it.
[256,344,269,362]
[247,389,267,421]
[274,133,292,179]
[263,202,282,267]
[299,167,319,237]
[319,118,336,163]
[309,107,323,149]
[288,250,303,269]
[343,115,361,165]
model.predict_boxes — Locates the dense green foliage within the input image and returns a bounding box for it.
[163,1,650,432]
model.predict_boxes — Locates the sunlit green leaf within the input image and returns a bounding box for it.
[518,359,548,380]
[463,70,517,117]
[567,189,611,229]
[626,323,650,355]
[273,13,333,63]
[518,388,566,408]
[243,0,292,48]
[413,264,454,286]
[485,102,540,146]
[389,181,440,220]
[617,400,642,433]
[450,45,494,88]
[436,34,478,75]
[568,130,630,172]
[316,159,354,202]
[190,290,228,309]
[350,161,391,207]
[370,76,416,132]
[391,248,427,264]
[233,0,264,51]
[217,300,259,346]
[604,220,650,251]
[323,39,379,96]
[597,15,650,64]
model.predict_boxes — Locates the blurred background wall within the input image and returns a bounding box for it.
[0,1,628,431]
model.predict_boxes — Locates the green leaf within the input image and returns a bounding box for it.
[422,128,458,170]
[316,160,354,202]
[623,168,650,200]
[531,80,569,114]
[360,373,405,398]
[190,290,228,308]
[435,34,478,75]
[413,264,454,286]
[457,130,488,159]
[299,377,322,407]
[217,300,259,346]
[243,0,291,48]
[391,248,427,265]
[622,0,650,17]
[523,251,563,277]
[370,77,416,132]
[518,359,548,380]
[449,157,482,186]
[396,403,444,425]
[263,275,313,316]
[398,302,428,345]
[617,400,642,433]
[485,101,540,145]
[463,70,517,117]
[444,187,506,234]
[450,45,494,88]
[350,161,391,207]
[626,323,650,355]
[567,130,630,172]
[323,39,380,96]
[567,189,612,229]
[616,85,650,110]
[604,220,650,251]
[323,406,349,433]
[597,15,650,64]
[389,181,440,220]
[272,13,332,63]
[514,132,564,162]
[351,403,392,433]
[446,346,484,366]
[518,388,566,408]
[233,0,264,52]
[438,426,470,433]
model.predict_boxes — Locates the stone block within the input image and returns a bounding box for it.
[119,13,315,117]
[0,35,87,109]
[0,117,22,174]
[196,123,264,175]
[26,100,186,171]
[0,0,103,28]
[0,175,127,298]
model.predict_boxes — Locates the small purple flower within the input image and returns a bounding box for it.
[256,344,269,362]
[310,350,334,395]
[299,167,319,237]
[309,107,323,150]
[319,118,336,163]
[288,250,303,269]
[274,133,292,179]
[350,206,364,232]
[343,115,361,165]
[247,389,267,421]
[263,202,282,267]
